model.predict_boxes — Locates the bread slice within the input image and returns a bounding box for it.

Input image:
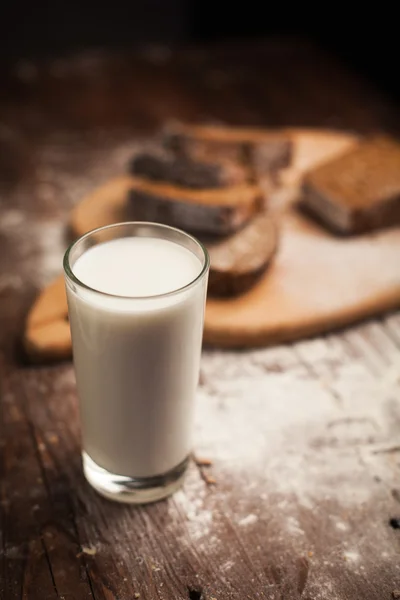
[163,122,292,178]
[129,151,247,188]
[207,212,278,296]
[129,178,263,235]
[302,135,400,234]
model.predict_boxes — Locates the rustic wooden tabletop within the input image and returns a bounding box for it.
[1,38,400,600]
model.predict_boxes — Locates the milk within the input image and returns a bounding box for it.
[72,237,202,298]
[66,235,207,480]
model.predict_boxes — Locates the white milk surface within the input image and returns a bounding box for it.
[73,237,201,297]
[67,237,206,478]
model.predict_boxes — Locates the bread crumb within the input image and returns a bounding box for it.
[81,545,97,556]
[308,551,314,558]
[134,594,140,599]
[193,454,213,467]
[202,472,216,485]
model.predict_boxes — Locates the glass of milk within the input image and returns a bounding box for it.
[63,222,209,504]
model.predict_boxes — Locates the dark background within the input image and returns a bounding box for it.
[0,0,398,100]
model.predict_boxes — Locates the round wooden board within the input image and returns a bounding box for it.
[27,128,400,361]
[204,129,400,346]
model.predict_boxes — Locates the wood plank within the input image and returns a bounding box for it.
[291,335,400,599]
[3,341,400,598]
[0,358,95,599]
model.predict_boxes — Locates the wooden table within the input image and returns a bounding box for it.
[1,38,400,600]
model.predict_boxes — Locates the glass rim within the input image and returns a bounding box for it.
[63,221,210,301]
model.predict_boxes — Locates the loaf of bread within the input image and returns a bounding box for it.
[207,212,278,296]
[302,135,400,234]
[130,151,247,188]
[163,122,292,179]
[129,178,263,235]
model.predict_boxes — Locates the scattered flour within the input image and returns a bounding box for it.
[194,339,400,516]
[335,521,348,532]
[220,560,234,572]
[286,516,304,536]
[343,550,359,563]
[171,468,214,545]
[33,220,66,285]
[238,513,258,527]
[0,137,149,292]
[1,209,25,228]
[0,211,65,288]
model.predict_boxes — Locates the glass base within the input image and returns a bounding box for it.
[83,452,189,504]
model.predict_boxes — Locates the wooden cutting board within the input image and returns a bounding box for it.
[25,129,400,361]
[205,128,400,346]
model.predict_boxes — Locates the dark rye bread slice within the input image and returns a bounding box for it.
[302,135,400,235]
[206,212,278,296]
[129,151,247,188]
[163,122,292,178]
[129,178,263,235]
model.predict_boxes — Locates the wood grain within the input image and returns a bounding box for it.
[1,39,400,600]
